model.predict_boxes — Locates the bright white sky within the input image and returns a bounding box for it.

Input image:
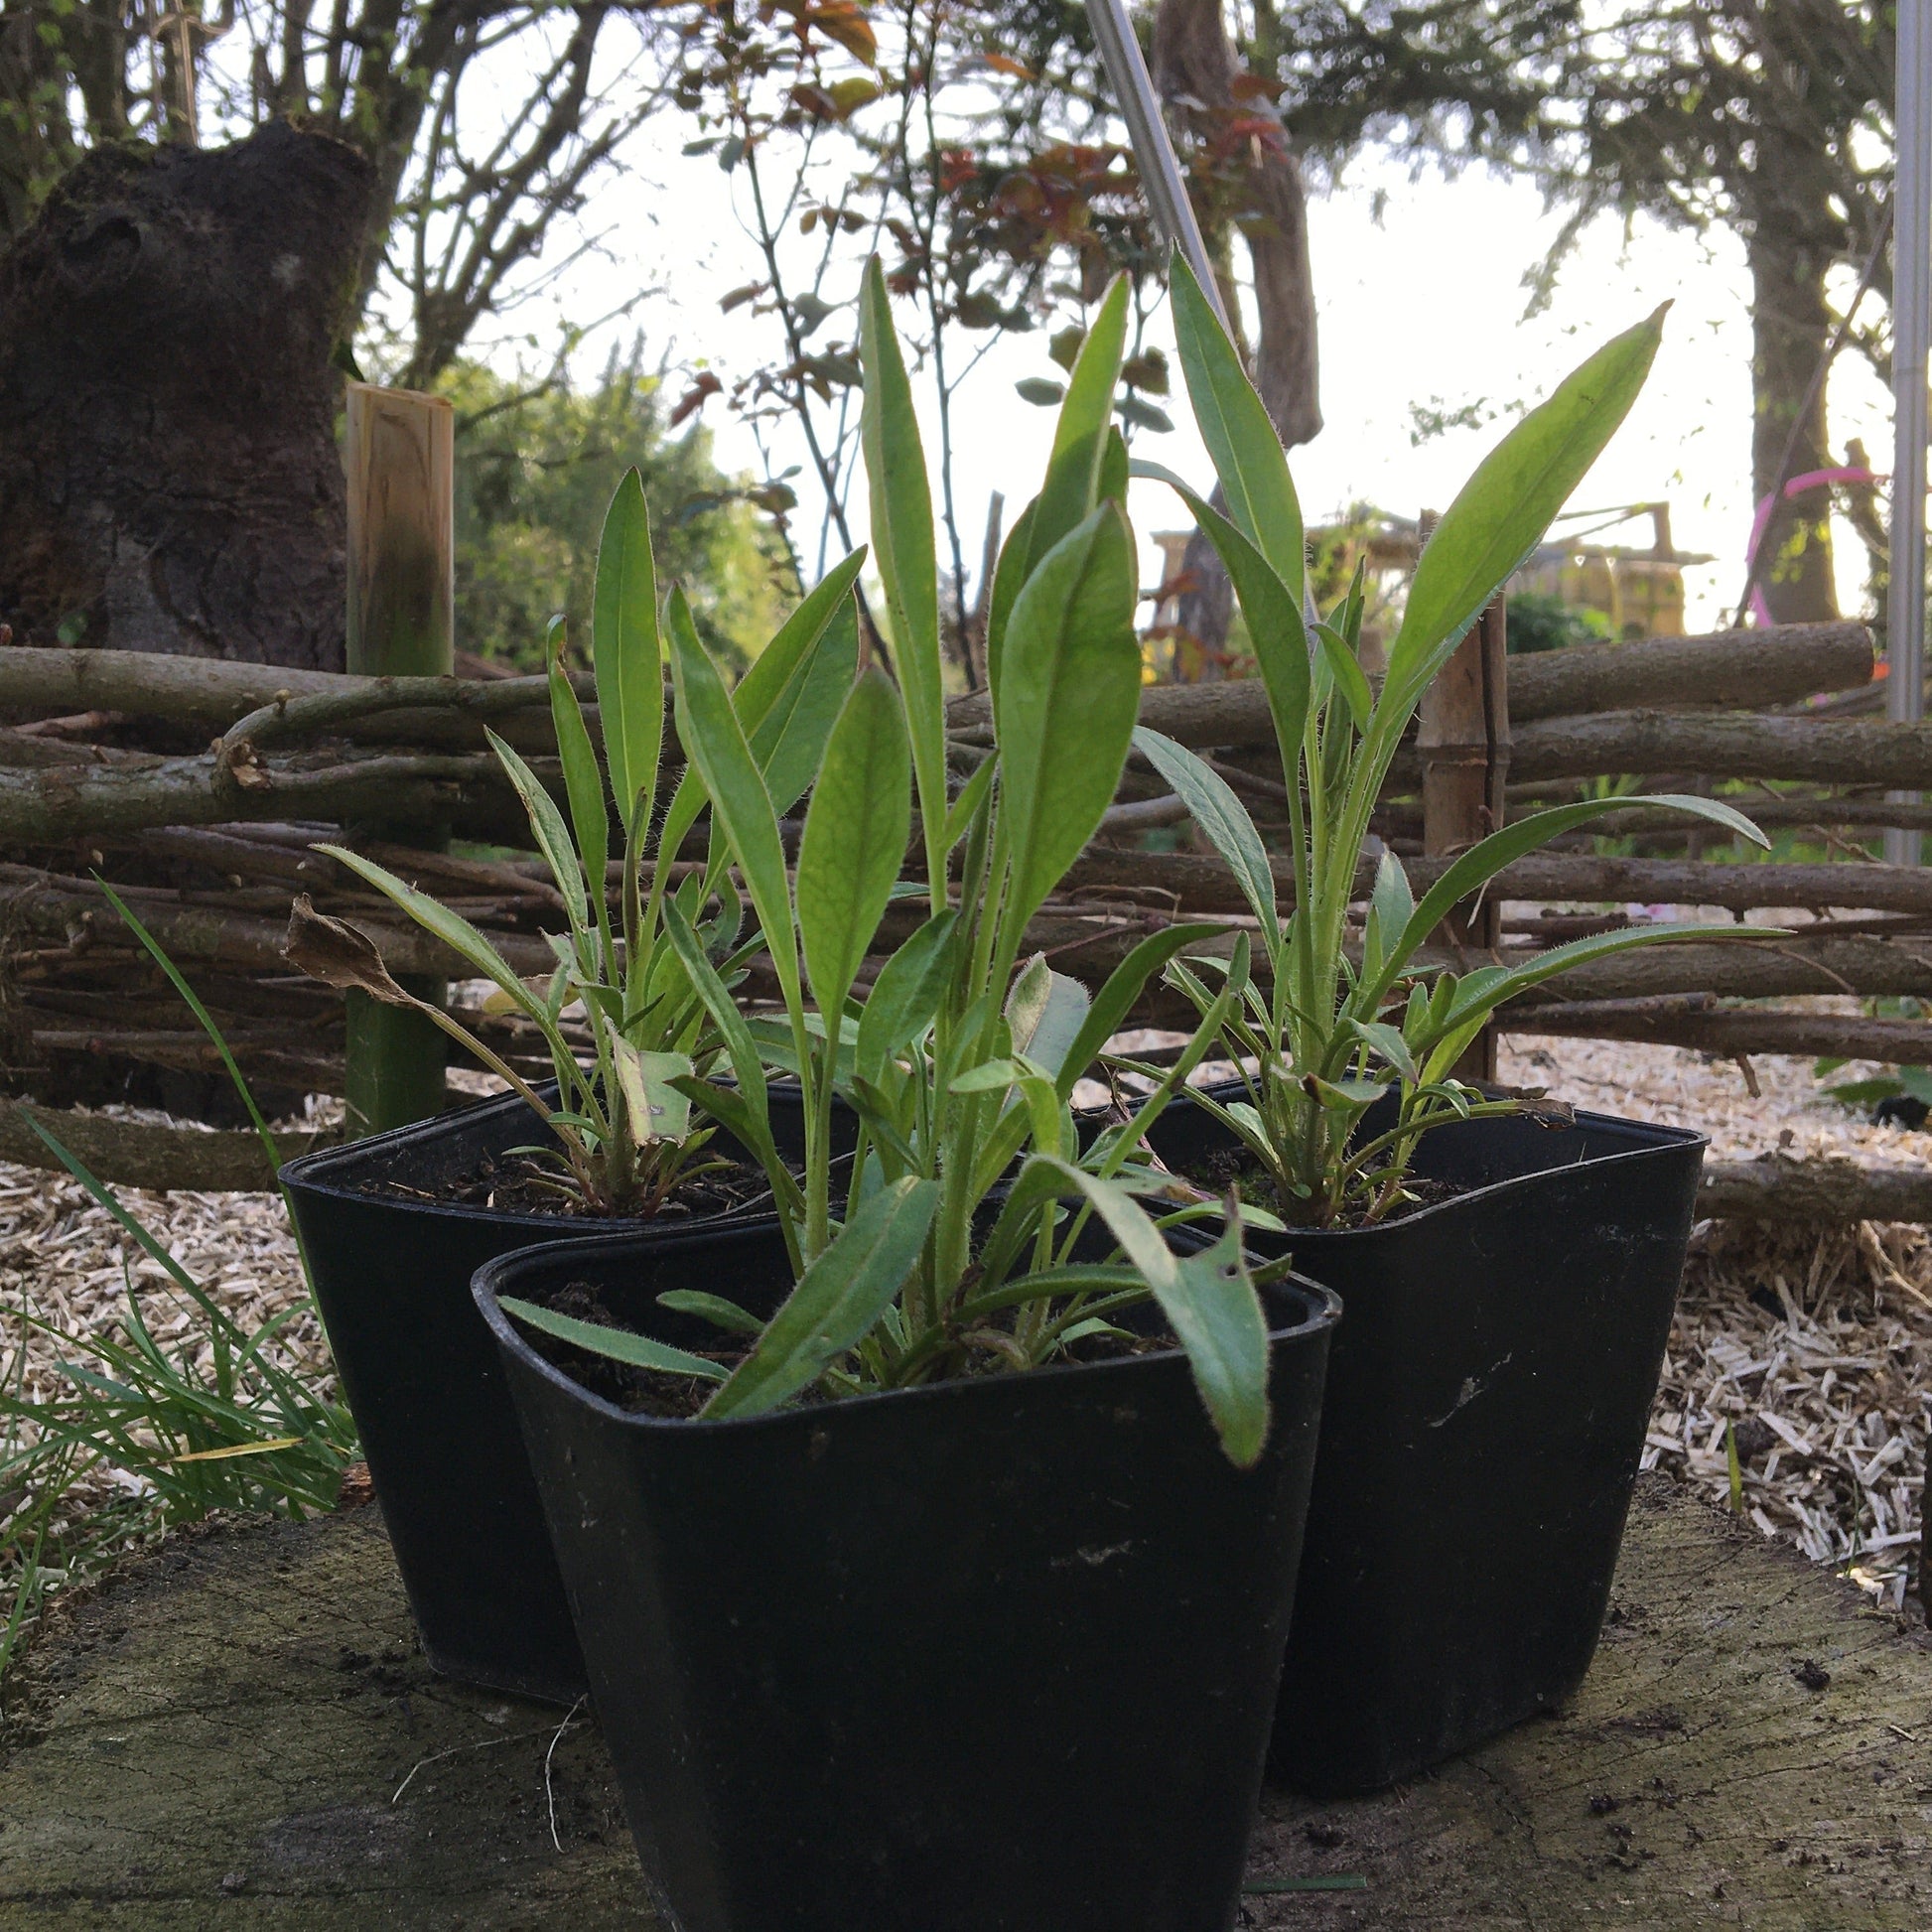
[471,124,1895,635]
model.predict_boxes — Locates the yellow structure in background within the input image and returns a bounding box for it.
[1143,502,1712,684]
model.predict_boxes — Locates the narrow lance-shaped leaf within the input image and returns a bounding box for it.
[994,502,1143,940]
[856,908,957,1086]
[499,1297,727,1383]
[1134,461,1310,795]
[1132,728,1277,933]
[548,630,611,957]
[797,665,912,1017]
[656,549,868,866]
[703,1175,940,1420]
[592,469,663,822]
[1015,274,1131,599]
[663,590,802,1016]
[1169,251,1304,597]
[1358,791,1768,1017]
[858,257,946,895]
[1032,1159,1272,1467]
[1383,307,1666,722]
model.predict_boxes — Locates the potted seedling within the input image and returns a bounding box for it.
[1120,257,1769,1793]
[277,475,858,1702]
[474,265,1341,1932]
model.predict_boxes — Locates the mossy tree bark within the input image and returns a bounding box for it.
[0,123,374,668]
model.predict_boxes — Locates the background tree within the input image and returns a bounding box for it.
[447,344,792,671]
[0,0,693,662]
[1271,0,1894,627]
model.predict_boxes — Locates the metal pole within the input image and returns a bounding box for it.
[1889,0,1930,866]
[1085,0,1231,333]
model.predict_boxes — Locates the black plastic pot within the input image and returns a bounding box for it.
[475,1221,1340,1932]
[1144,1084,1706,1796]
[281,1084,818,1705]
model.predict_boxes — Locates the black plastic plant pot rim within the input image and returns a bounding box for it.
[1141,1082,1708,1797]
[473,1221,1341,1433]
[474,1221,1340,1932]
[1136,1078,1708,1234]
[278,1078,815,1233]
[278,1080,808,1709]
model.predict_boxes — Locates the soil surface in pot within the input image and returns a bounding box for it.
[1175,1143,1463,1231]
[349,1145,771,1221]
[513,1277,1183,1420]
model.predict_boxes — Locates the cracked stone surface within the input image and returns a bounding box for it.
[1247,1477,1932,1928]
[0,1479,1927,1927]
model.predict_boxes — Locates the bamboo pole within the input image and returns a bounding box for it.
[342,384,455,1136]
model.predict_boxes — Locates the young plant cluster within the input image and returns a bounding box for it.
[1120,262,1766,1229]
[290,476,861,1217]
[341,250,1764,1460]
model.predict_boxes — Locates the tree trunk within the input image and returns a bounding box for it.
[0,122,374,668]
[1746,223,1839,624]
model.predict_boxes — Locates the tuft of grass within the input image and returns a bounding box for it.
[0,891,357,1688]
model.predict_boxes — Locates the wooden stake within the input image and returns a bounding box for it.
[342,384,455,1137]
[1417,522,1509,1079]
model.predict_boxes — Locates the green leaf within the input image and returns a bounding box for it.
[1364,792,1768,1016]
[856,909,957,1084]
[1313,622,1372,731]
[657,550,868,865]
[612,1040,694,1146]
[1004,956,1091,1084]
[1031,1160,1271,1466]
[592,469,663,822]
[94,880,280,1173]
[940,755,997,853]
[1133,462,1310,787]
[1170,253,1303,596]
[984,495,1037,692]
[498,1296,727,1383]
[949,1057,1024,1093]
[656,1291,764,1336]
[548,639,610,934]
[859,257,946,886]
[750,582,863,816]
[1053,923,1227,1101]
[1026,274,1130,577]
[797,665,911,1016]
[487,728,592,947]
[1133,727,1279,935]
[1345,1018,1418,1083]
[994,502,1143,935]
[703,1175,940,1419]
[315,846,549,1022]
[1418,920,1774,1075]
[661,899,768,1126]
[1385,307,1665,720]
[664,589,801,1014]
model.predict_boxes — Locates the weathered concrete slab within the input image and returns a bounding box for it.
[0,1506,652,1929]
[0,1479,1926,1928]
[1247,1477,1932,1929]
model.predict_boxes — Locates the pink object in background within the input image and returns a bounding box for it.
[1744,466,1881,625]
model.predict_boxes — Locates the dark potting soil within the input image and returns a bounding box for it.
[517,1280,736,1419]
[350,1146,771,1222]
[513,1277,1182,1421]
